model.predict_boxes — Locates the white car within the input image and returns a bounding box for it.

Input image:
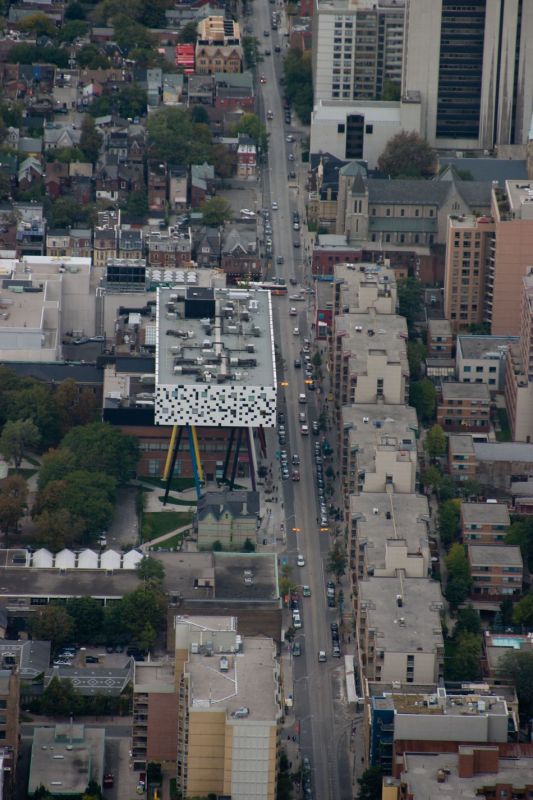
[271,201,278,210]
[289,307,297,316]
[240,208,255,217]
[293,327,300,336]
[298,393,307,404]
[297,554,305,567]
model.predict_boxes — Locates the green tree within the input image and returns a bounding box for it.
[420,465,442,493]
[190,105,210,125]
[30,605,74,650]
[381,79,400,101]
[241,35,260,69]
[438,475,459,502]
[232,112,268,152]
[60,422,139,482]
[76,44,110,69]
[147,107,212,165]
[407,340,427,380]
[124,187,149,218]
[512,593,533,627]
[88,95,113,118]
[326,539,347,581]
[137,556,165,583]
[38,449,77,491]
[112,14,155,55]
[377,130,437,178]
[0,474,28,534]
[0,418,40,467]
[65,1,86,19]
[117,82,147,119]
[40,677,78,716]
[54,378,99,435]
[356,766,383,800]
[409,378,436,422]
[505,518,533,572]
[201,196,233,227]
[66,597,105,644]
[79,115,103,163]
[18,11,57,37]
[34,470,116,540]
[283,47,313,124]
[57,19,89,42]
[454,605,481,636]
[35,507,85,551]
[104,585,166,647]
[3,383,60,449]
[178,20,197,44]
[498,651,533,718]
[425,424,446,458]
[7,43,70,67]
[242,537,256,552]
[438,500,461,548]
[397,277,423,329]
[445,542,471,608]
[446,630,481,681]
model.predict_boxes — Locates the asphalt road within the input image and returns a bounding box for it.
[253,8,352,799]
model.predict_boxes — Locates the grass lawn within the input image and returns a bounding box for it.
[8,468,38,479]
[149,531,185,550]
[141,510,193,542]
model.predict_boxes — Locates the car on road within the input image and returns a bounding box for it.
[312,420,320,435]
[263,29,270,36]
[297,554,305,567]
[331,622,339,634]
[292,469,300,481]
[299,393,307,404]
[275,45,281,52]
[240,208,255,217]
[289,277,298,285]
[292,612,302,629]
[293,326,299,335]
[327,581,336,597]
[288,170,296,179]
[265,48,271,54]
[333,644,341,657]
[303,585,311,597]
[293,641,302,657]
[318,650,327,662]
[271,200,278,209]
[260,75,266,83]
[294,358,301,368]
[293,240,301,248]
[103,774,114,789]
[300,424,309,435]
[299,412,307,423]
[289,307,297,316]
[286,134,295,142]
[292,453,300,465]
[282,469,290,480]
[276,255,284,264]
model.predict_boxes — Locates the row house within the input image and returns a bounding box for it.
[190,162,215,208]
[146,228,192,268]
[169,166,187,212]
[95,162,144,204]
[147,161,167,211]
[94,226,117,268]
[118,229,143,260]
[214,71,254,111]
[193,227,221,269]
[236,136,256,180]
[220,226,260,283]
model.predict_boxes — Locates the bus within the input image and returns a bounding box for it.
[238,280,288,296]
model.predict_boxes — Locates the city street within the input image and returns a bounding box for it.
[252,6,354,799]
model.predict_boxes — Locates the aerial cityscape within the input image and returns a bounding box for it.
[0,0,532,799]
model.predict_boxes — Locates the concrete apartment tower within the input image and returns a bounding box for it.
[312,0,406,104]
[403,0,533,151]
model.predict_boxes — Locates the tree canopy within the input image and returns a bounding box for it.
[445,542,472,608]
[283,47,313,124]
[377,131,437,178]
[498,651,533,719]
[201,196,233,227]
[327,539,347,581]
[0,474,28,535]
[425,424,446,458]
[60,422,139,482]
[146,107,213,165]
[409,378,436,422]
[0,418,40,468]
[397,277,424,329]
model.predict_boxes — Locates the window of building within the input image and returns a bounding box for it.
[338,123,345,133]
[365,124,373,134]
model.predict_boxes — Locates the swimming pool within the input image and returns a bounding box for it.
[491,636,522,649]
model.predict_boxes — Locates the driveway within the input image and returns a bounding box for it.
[108,487,139,549]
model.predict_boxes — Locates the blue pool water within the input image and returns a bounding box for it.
[491,636,522,649]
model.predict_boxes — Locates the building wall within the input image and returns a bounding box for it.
[185,709,226,797]
[146,692,179,762]
[437,398,490,432]
[444,219,494,332]
[225,721,277,800]
[491,219,533,336]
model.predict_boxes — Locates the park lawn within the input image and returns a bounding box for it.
[142,510,193,542]
[149,531,184,550]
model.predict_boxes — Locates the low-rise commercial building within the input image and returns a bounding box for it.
[398,749,533,800]
[460,502,510,545]
[474,441,533,493]
[28,724,105,797]
[370,687,513,776]
[456,335,515,392]
[437,382,491,433]
[357,575,444,686]
[468,544,523,600]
